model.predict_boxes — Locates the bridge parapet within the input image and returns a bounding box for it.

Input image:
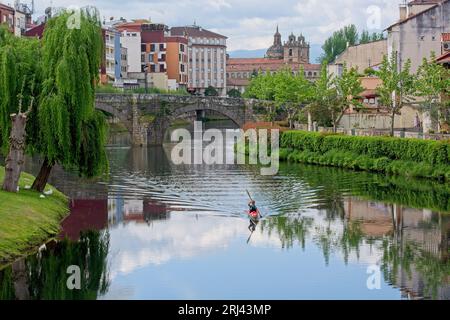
[95,93,265,146]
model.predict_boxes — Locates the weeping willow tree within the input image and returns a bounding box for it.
[31,9,108,192]
[0,25,42,192]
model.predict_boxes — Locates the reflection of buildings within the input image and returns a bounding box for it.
[108,198,170,225]
[60,200,108,241]
[344,197,450,299]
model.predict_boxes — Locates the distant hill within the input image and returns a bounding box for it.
[228,49,267,58]
[228,44,324,64]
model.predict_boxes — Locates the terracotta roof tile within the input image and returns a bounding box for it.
[436,52,450,63]
[227,58,320,73]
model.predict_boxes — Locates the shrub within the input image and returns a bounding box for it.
[281,131,450,166]
[279,131,450,181]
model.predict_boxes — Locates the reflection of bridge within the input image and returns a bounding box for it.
[95,93,261,146]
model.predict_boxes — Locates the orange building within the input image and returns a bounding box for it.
[166,36,188,88]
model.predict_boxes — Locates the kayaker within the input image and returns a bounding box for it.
[248,200,259,218]
[248,200,262,232]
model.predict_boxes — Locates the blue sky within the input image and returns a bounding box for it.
[29,0,399,51]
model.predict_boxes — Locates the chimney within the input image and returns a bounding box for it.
[399,4,407,20]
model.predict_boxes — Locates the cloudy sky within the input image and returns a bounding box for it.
[27,0,399,51]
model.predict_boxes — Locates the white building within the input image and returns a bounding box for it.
[120,29,142,73]
[14,10,26,36]
[386,0,450,73]
[171,25,227,96]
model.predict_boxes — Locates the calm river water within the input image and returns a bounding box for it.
[0,121,449,300]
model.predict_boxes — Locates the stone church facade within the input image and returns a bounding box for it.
[266,26,310,64]
[226,26,319,94]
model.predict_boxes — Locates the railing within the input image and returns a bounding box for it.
[294,124,450,141]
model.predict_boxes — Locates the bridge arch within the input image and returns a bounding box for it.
[95,93,260,146]
[147,103,243,145]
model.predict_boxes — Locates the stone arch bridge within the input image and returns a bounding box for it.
[95,93,263,146]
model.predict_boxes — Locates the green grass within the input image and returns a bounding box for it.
[0,166,69,266]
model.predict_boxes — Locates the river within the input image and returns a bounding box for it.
[0,120,449,300]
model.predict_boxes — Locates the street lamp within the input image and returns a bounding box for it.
[143,65,149,94]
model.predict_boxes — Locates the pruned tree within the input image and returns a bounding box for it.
[332,65,364,132]
[2,80,35,192]
[273,67,313,129]
[244,70,278,125]
[415,52,450,133]
[375,53,415,136]
[0,25,42,192]
[307,62,339,129]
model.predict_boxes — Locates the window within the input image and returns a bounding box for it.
[141,44,147,52]
[289,49,293,56]
[150,65,156,72]
[180,44,185,52]
[160,43,165,51]
[150,44,156,52]
[181,64,185,72]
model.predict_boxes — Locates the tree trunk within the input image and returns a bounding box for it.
[390,110,396,137]
[12,259,30,300]
[31,158,53,193]
[2,113,28,193]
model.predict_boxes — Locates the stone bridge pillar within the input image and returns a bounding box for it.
[130,96,148,147]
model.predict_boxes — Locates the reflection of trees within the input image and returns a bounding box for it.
[0,230,110,300]
[258,197,449,299]
[279,163,450,213]
[381,238,450,299]
[260,216,313,249]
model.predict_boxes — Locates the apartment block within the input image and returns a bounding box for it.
[171,25,227,96]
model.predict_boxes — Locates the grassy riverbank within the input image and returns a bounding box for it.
[0,166,69,265]
[280,131,450,182]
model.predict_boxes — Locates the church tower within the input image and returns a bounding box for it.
[283,32,310,64]
[266,25,284,59]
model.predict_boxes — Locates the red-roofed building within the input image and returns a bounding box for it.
[0,3,14,33]
[226,58,320,94]
[226,27,319,94]
[24,22,45,38]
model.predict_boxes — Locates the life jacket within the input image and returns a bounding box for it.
[249,210,259,219]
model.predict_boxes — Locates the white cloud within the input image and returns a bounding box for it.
[30,0,399,51]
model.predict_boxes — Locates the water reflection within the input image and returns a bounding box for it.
[0,123,449,300]
[0,231,109,300]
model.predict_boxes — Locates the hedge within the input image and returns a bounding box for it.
[280,131,450,181]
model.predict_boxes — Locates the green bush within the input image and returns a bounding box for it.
[279,131,450,181]
[281,131,450,166]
